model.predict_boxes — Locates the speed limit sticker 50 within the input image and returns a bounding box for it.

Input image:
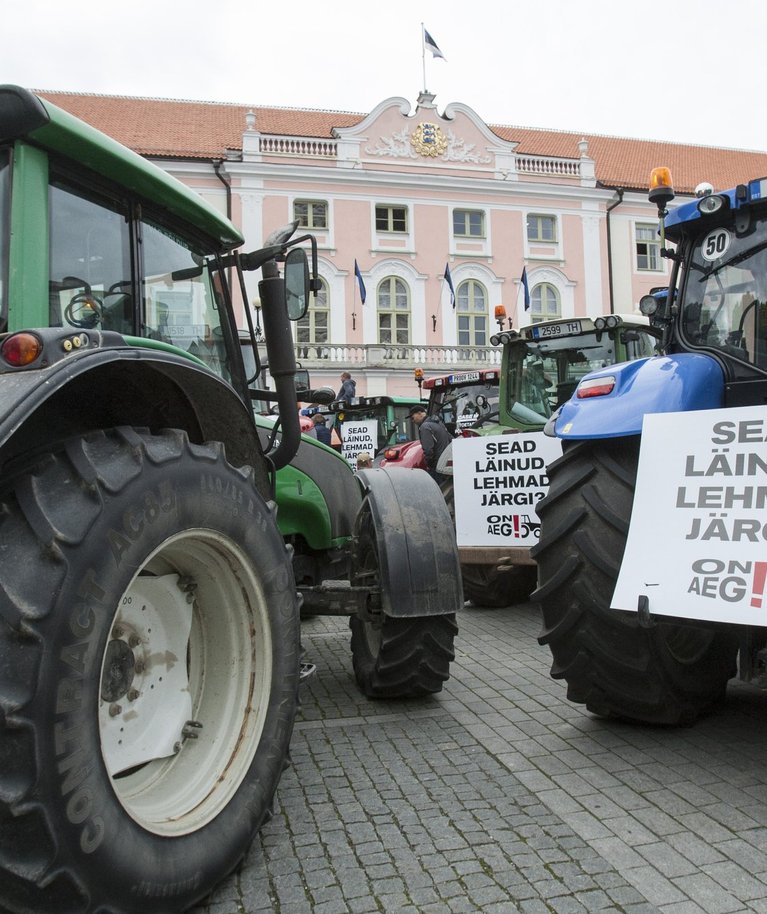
[701,228,731,262]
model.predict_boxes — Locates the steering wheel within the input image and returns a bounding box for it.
[65,292,104,328]
[61,276,105,329]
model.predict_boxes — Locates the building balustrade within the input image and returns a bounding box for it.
[256,134,583,178]
[293,342,501,369]
[516,155,581,178]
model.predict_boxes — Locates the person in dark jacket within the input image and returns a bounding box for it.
[337,371,356,400]
[408,405,452,483]
[312,413,333,445]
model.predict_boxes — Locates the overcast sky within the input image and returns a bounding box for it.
[6,0,766,152]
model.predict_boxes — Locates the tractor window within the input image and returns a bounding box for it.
[140,218,230,381]
[391,405,418,444]
[430,383,499,435]
[682,216,767,371]
[0,149,9,332]
[507,333,631,422]
[49,180,132,332]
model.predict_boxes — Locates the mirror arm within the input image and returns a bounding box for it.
[259,261,300,471]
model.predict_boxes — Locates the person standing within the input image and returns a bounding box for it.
[312,413,333,445]
[408,405,452,483]
[337,371,356,401]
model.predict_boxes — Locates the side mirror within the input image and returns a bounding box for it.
[285,248,310,320]
[294,368,310,393]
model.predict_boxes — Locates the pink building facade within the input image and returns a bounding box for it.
[53,88,764,399]
[208,94,673,396]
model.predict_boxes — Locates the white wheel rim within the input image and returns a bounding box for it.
[98,530,272,836]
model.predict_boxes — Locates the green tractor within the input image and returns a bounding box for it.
[0,86,460,914]
[327,393,423,463]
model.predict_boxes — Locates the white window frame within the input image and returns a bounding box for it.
[376,275,411,345]
[527,213,558,243]
[293,199,328,230]
[530,282,562,323]
[453,209,485,239]
[456,279,489,347]
[375,204,408,234]
[635,222,661,271]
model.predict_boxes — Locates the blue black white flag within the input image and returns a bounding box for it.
[424,29,446,60]
[444,262,456,308]
[354,259,367,304]
[521,267,530,311]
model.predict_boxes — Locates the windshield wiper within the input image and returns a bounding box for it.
[698,239,767,281]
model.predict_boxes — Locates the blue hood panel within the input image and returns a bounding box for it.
[555,353,725,439]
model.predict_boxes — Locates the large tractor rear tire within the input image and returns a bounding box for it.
[0,427,300,914]
[533,437,738,725]
[349,481,458,698]
[441,480,536,608]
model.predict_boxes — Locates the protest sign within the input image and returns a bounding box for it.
[340,419,377,467]
[612,406,767,625]
[452,432,562,547]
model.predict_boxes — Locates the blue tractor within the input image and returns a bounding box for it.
[534,168,767,725]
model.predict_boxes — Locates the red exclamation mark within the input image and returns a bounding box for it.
[751,562,767,608]
[513,515,520,538]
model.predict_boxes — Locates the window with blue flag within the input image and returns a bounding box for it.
[354,260,366,304]
[521,267,530,311]
[444,262,456,308]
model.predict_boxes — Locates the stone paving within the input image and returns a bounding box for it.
[195,602,767,914]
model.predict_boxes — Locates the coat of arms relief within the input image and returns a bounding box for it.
[365,122,491,164]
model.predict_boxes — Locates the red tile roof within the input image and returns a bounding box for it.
[37,90,767,196]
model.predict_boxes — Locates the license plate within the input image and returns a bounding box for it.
[532,320,582,339]
[449,371,480,383]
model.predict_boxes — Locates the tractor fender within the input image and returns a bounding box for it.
[554,353,725,440]
[0,339,269,491]
[355,466,462,618]
[378,438,425,470]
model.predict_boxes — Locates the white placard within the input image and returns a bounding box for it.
[452,433,562,547]
[340,419,377,467]
[612,406,767,625]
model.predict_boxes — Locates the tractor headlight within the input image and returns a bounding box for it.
[697,194,727,216]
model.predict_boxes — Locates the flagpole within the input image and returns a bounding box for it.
[352,267,357,332]
[421,22,426,93]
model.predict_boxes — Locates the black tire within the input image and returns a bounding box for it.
[441,480,536,608]
[461,562,537,609]
[0,427,300,914]
[349,499,457,698]
[533,437,738,725]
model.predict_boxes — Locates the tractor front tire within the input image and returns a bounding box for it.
[533,437,738,725]
[0,427,300,914]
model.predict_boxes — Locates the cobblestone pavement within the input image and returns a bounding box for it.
[195,603,767,914]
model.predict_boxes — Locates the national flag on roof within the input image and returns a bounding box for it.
[354,259,367,304]
[443,263,456,308]
[423,29,446,60]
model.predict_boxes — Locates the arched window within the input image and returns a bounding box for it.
[456,279,488,347]
[296,277,329,356]
[377,276,410,345]
[531,282,561,322]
